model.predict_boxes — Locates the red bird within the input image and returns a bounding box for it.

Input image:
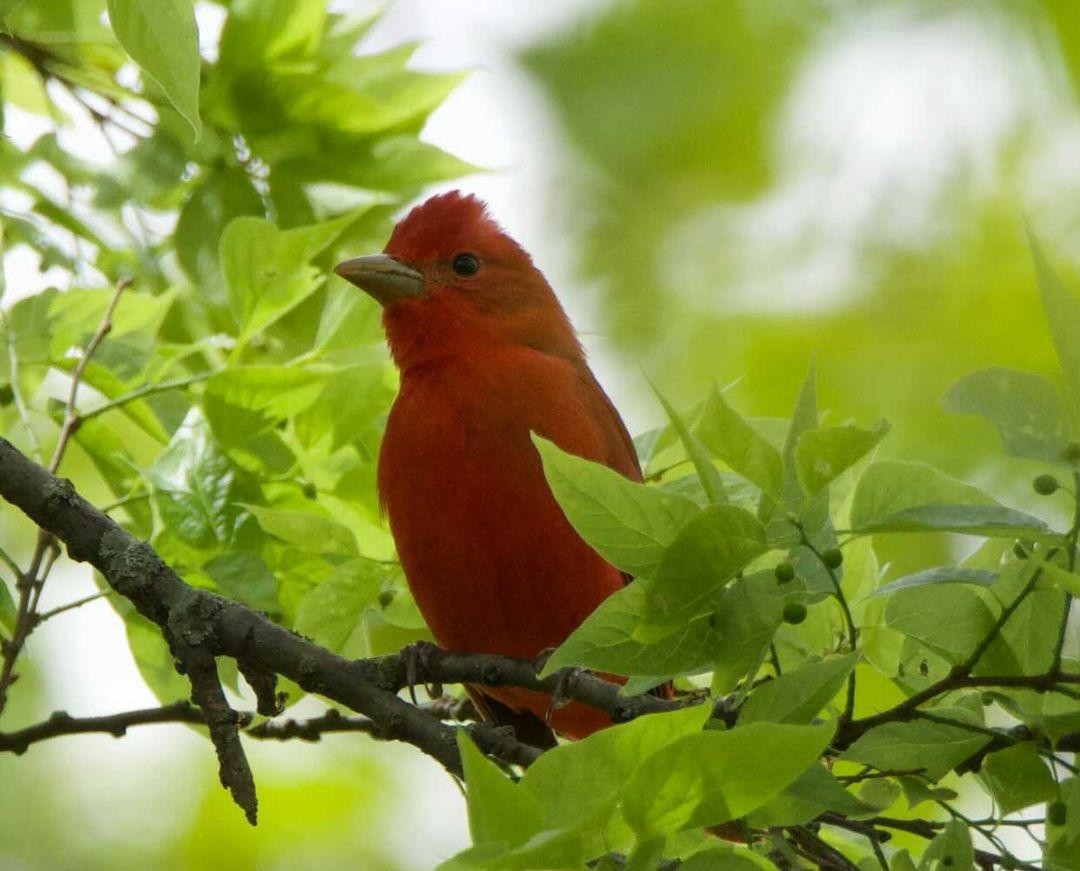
[335,192,642,741]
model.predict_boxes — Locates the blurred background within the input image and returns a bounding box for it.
[3,0,1080,867]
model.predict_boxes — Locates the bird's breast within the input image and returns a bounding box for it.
[377,351,625,661]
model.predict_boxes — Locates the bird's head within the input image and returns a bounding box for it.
[335,191,580,371]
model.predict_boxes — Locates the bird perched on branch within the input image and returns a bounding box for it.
[335,191,650,743]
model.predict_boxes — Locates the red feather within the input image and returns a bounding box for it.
[375,191,645,738]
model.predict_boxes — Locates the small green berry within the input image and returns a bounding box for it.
[1033,473,1060,496]
[821,547,843,569]
[782,602,807,625]
[377,590,395,608]
[774,562,795,583]
[1049,800,1068,826]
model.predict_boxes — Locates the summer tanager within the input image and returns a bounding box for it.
[335,191,645,741]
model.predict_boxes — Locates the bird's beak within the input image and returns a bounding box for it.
[334,254,425,305]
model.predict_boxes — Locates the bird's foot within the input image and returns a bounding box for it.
[401,640,443,705]
[544,666,584,724]
[532,646,556,674]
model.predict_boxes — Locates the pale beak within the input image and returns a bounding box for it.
[334,254,425,305]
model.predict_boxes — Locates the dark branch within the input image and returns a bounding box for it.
[0,700,488,755]
[0,437,639,812]
[0,702,210,753]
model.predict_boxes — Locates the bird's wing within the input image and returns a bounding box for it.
[570,361,646,591]
[573,361,643,484]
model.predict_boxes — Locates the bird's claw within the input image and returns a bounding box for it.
[544,666,583,724]
[402,640,442,706]
[533,646,556,673]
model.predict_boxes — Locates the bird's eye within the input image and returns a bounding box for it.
[451,253,481,276]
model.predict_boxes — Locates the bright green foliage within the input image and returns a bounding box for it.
[919,820,974,870]
[106,0,201,135]
[739,654,855,725]
[512,240,1080,867]
[532,434,699,578]
[980,744,1057,814]
[943,367,1070,464]
[694,384,782,496]
[620,722,832,838]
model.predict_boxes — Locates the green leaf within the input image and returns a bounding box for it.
[694,384,782,496]
[220,211,360,342]
[1067,774,1080,847]
[532,434,700,579]
[148,409,254,549]
[204,552,277,612]
[897,776,957,811]
[0,580,16,635]
[649,504,768,620]
[794,420,889,495]
[860,503,1050,538]
[521,705,711,833]
[979,743,1056,814]
[541,581,721,677]
[842,717,990,781]
[780,363,819,507]
[0,0,28,24]
[851,461,1050,537]
[218,0,324,68]
[747,764,872,828]
[943,367,1070,463]
[243,505,357,556]
[680,847,777,871]
[885,585,997,663]
[207,366,328,420]
[739,654,856,725]
[918,819,973,871]
[293,559,385,651]
[709,571,789,693]
[1037,557,1080,597]
[852,461,995,524]
[457,731,543,849]
[891,850,918,871]
[106,0,202,137]
[175,168,263,295]
[1029,231,1080,436]
[651,383,727,503]
[870,567,998,598]
[858,778,902,814]
[621,721,832,837]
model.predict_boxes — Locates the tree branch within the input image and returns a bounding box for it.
[0,701,479,754]
[0,702,210,753]
[0,437,648,815]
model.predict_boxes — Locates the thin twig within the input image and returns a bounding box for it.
[798,524,858,722]
[33,590,113,625]
[79,371,218,425]
[48,276,130,474]
[0,546,21,578]
[0,280,128,717]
